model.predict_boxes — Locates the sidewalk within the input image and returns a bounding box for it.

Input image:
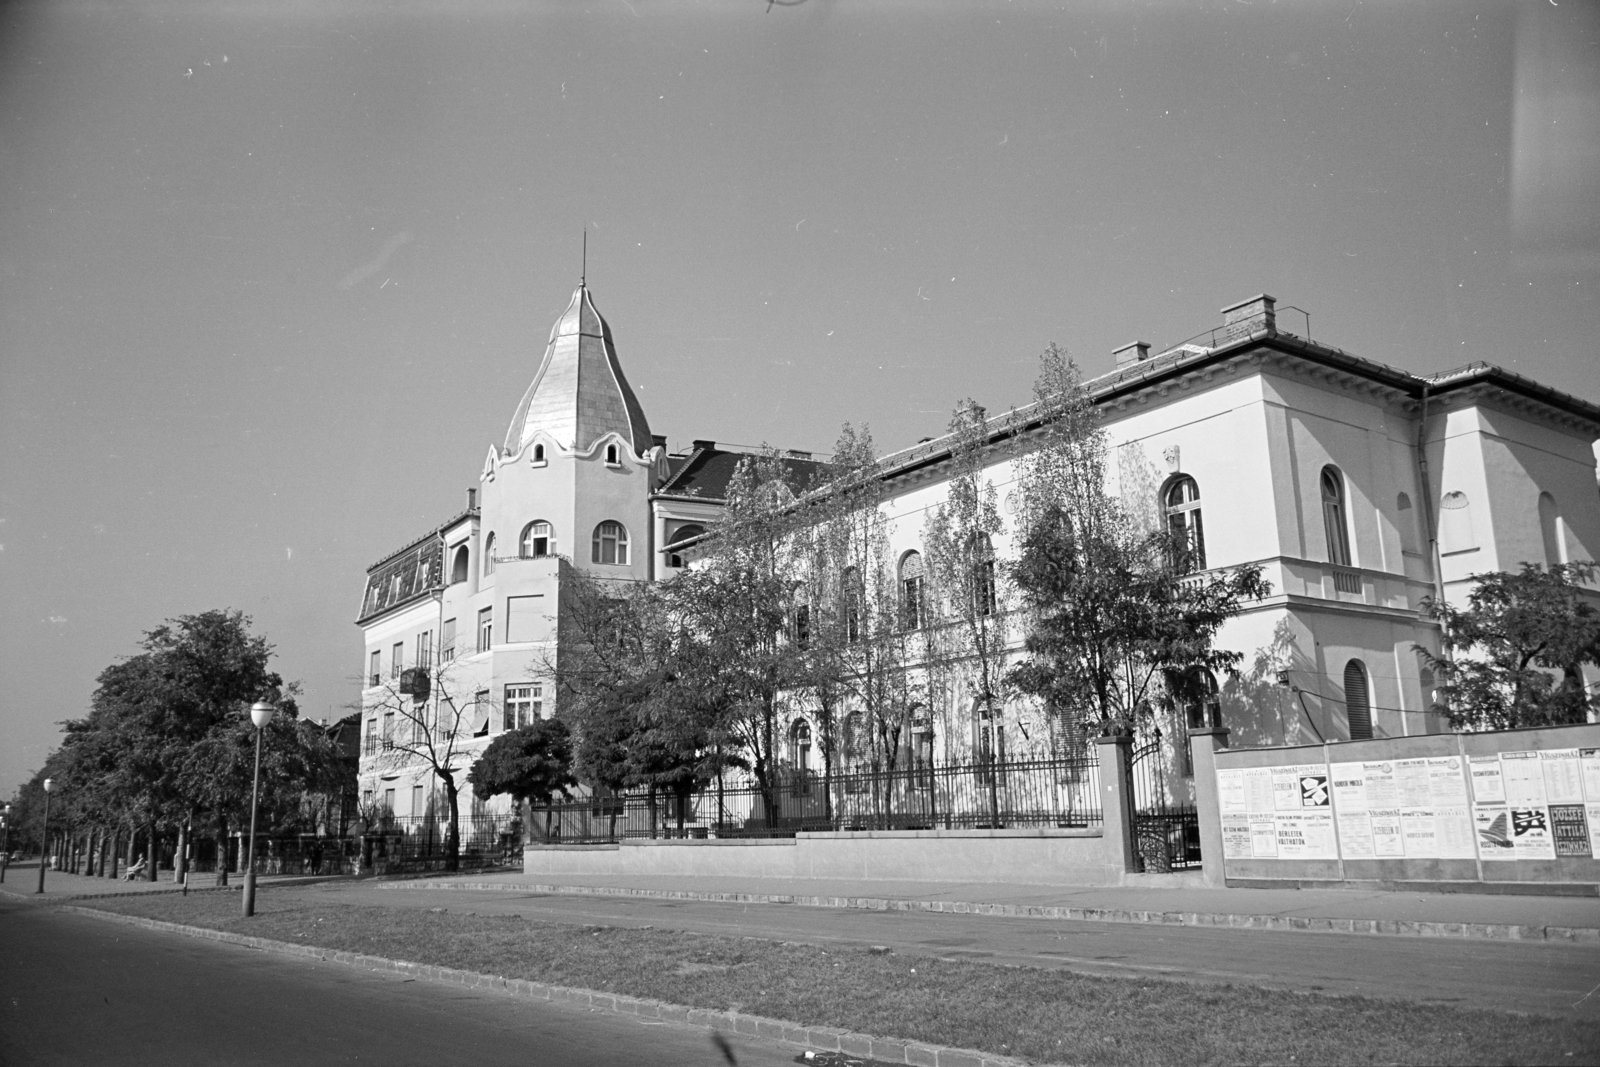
[375,870,1600,941]
[0,865,331,902]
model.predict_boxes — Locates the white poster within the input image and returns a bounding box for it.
[1468,755,1504,802]
[1588,803,1600,857]
[1401,810,1438,856]
[1501,751,1546,806]
[1474,802,1515,859]
[1370,810,1405,856]
[1435,805,1478,858]
[1275,811,1338,859]
[1580,749,1600,801]
[1364,762,1401,808]
[1426,756,1469,805]
[1221,813,1253,858]
[1243,767,1275,813]
[1330,763,1368,811]
[1249,817,1278,857]
[1336,809,1376,858]
[1541,750,1585,805]
[1217,768,1247,814]
[1395,759,1433,808]
[1510,806,1557,860]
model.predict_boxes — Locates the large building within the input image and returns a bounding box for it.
[356,286,1600,828]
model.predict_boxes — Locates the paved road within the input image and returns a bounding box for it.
[319,883,1600,1021]
[0,898,799,1067]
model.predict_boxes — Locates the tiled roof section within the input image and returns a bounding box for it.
[654,443,830,502]
[359,538,442,622]
[503,285,653,459]
[869,328,1600,485]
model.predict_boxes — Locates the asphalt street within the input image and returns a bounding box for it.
[0,898,801,1067]
[320,883,1600,1021]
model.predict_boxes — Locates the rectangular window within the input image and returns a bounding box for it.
[364,718,377,755]
[440,618,456,662]
[975,561,997,617]
[369,650,381,686]
[901,576,925,630]
[382,711,395,747]
[793,604,811,649]
[411,784,424,817]
[391,642,404,678]
[505,685,533,731]
[361,788,374,809]
[416,630,432,669]
[477,607,493,653]
[474,690,491,736]
[383,788,395,813]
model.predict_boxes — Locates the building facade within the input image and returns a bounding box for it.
[357,285,1600,830]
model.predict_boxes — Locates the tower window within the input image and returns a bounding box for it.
[900,551,927,630]
[605,444,620,466]
[533,443,546,464]
[1321,466,1352,566]
[521,521,555,558]
[592,521,629,566]
[451,543,469,584]
[483,533,497,576]
[1164,475,1206,572]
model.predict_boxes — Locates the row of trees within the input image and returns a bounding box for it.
[542,346,1274,828]
[7,611,349,882]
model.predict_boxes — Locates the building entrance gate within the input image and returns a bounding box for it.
[1127,727,1201,872]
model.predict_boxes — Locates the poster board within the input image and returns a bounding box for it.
[1218,745,1600,867]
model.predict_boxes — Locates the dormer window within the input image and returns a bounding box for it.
[532,443,546,465]
[605,443,620,466]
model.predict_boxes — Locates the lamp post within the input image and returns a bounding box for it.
[242,701,275,917]
[36,779,52,894]
[1,802,12,883]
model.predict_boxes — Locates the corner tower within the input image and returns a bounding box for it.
[480,284,661,586]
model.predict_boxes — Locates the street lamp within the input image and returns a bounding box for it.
[242,701,275,917]
[36,779,52,895]
[1,802,12,883]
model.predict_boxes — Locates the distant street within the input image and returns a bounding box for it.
[307,882,1600,1022]
[0,898,798,1067]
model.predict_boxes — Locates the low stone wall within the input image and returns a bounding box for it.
[525,827,1126,887]
[1192,723,1600,889]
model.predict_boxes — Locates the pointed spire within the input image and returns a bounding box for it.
[502,286,653,460]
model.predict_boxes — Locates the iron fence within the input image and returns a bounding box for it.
[529,755,1102,845]
[360,813,522,872]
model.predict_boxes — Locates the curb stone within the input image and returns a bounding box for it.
[58,905,1049,1067]
[374,879,1600,944]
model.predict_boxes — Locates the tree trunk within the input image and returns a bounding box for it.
[215,813,229,887]
[174,820,188,884]
[146,820,159,881]
[443,779,460,873]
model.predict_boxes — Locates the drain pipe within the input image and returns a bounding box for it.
[1414,383,1450,729]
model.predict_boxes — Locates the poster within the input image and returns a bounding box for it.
[1274,811,1338,859]
[1474,802,1515,858]
[1244,767,1275,813]
[1395,759,1433,808]
[1423,757,1475,858]
[1221,813,1253,858]
[1541,750,1585,805]
[1501,751,1546,806]
[1336,809,1376,858]
[1330,762,1374,858]
[1510,806,1556,860]
[1549,805,1592,858]
[1370,810,1405,856]
[1588,803,1600,857]
[1249,817,1278,857]
[1580,749,1600,801]
[1217,768,1247,814]
[1469,755,1504,802]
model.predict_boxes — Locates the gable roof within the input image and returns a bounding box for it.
[654,442,829,503]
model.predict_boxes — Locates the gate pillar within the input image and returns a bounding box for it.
[1095,734,1138,877]
[1188,727,1231,887]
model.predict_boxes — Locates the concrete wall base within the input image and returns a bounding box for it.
[524,828,1128,887]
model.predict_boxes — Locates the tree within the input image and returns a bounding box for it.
[1419,561,1600,731]
[1005,347,1271,739]
[469,719,577,839]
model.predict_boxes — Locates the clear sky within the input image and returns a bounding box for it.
[3,1,1597,795]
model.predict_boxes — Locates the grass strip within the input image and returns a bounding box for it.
[79,890,1598,1067]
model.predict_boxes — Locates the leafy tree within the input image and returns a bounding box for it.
[1419,561,1600,730]
[1005,347,1271,738]
[469,719,577,839]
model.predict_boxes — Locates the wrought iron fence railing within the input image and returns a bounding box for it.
[529,755,1102,845]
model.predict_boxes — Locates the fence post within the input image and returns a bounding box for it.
[1187,727,1230,887]
[1095,734,1138,878]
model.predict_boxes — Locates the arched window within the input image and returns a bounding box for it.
[450,544,469,584]
[841,567,862,642]
[899,551,927,630]
[969,533,997,617]
[791,583,812,648]
[1344,659,1372,740]
[1438,490,1473,554]
[482,533,497,576]
[841,711,867,787]
[605,443,620,465]
[592,521,629,565]
[520,521,554,559]
[1321,466,1352,566]
[1164,476,1206,572]
[790,718,812,773]
[909,705,935,776]
[1539,492,1564,568]
[665,523,705,569]
[532,443,546,464]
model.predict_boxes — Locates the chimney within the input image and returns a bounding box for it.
[1113,341,1151,370]
[691,439,716,452]
[467,488,477,511]
[651,433,668,451]
[1221,294,1276,342]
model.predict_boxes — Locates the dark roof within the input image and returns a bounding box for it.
[357,506,478,624]
[654,443,830,502]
